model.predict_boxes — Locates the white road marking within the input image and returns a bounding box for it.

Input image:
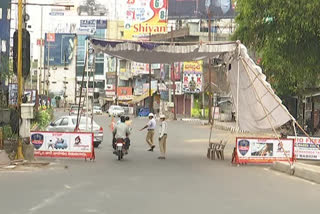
[28,183,90,214]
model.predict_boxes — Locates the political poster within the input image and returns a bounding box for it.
[288,136,320,160]
[183,61,203,93]
[236,138,294,164]
[31,131,94,159]
[124,0,168,40]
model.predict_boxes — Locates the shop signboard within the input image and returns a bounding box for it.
[235,137,294,164]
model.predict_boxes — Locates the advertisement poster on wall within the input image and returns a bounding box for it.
[8,83,18,106]
[183,61,203,93]
[288,136,320,160]
[236,138,294,164]
[124,0,168,40]
[31,131,94,159]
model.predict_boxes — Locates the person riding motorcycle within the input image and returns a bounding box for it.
[112,116,131,153]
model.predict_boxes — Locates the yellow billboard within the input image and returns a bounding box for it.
[124,0,168,40]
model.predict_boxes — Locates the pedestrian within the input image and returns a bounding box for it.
[140,113,156,151]
[158,114,168,159]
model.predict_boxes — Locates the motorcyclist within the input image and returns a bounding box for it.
[112,116,131,153]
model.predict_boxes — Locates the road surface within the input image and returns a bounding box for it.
[0,113,319,214]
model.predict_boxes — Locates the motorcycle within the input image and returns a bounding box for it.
[114,138,127,160]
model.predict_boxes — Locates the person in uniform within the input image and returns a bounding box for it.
[140,113,156,151]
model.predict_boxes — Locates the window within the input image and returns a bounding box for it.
[0,8,2,20]
[7,9,10,20]
[54,119,62,126]
[60,118,69,126]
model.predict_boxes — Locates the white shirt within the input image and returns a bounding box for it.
[147,118,156,130]
[159,121,168,138]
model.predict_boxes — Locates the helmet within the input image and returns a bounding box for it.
[148,113,154,118]
[160,114,165,119]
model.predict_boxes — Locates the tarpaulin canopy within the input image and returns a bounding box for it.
[91,38,237,64]
[90,38,292,132]
[228,45,291,132]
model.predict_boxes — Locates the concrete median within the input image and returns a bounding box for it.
[272,161,320,184]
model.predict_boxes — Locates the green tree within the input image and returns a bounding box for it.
[232,0,320,97]
[0,56,13,82]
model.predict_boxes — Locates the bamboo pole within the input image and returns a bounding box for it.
[16,0,24,159]
[240,51,320,150]
[241,58,292,166]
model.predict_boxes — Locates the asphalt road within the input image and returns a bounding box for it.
[0,113,320,214]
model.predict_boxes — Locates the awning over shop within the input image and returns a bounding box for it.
[91,38,292,132]
[130,90,156,104]
[90,38,237,64]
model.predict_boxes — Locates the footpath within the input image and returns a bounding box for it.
[181,117,320,184]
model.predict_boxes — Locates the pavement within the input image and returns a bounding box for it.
[1,113,320,214]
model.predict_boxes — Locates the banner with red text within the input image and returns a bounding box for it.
[31,131,94,159]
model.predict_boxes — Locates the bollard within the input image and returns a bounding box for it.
[0,127,3,150]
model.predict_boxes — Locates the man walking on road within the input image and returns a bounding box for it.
[140,113,156,151]
[158,114,168,159]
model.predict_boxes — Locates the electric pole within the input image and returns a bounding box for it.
[208,7,213,124]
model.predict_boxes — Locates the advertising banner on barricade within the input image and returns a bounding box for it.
[236,138,294,164]
[288,136,320,160]
[31,131,94,160]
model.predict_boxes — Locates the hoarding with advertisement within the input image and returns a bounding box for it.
[124,0,168,40]
[44,33,75,66]
[183,61,203,93]
[236,138,294,164]
[31,131,94,160]
[288,136,320,160]
[168,0,236,19]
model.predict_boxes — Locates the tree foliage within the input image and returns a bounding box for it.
[232,0,320,96]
